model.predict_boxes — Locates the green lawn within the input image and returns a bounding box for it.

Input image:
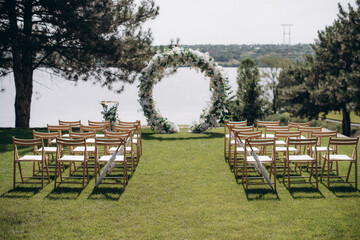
[1,128,360,239]
[322,111,360,124]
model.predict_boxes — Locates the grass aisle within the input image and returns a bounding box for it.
[0,128,360,239]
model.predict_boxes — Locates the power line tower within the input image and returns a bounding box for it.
[281,24,293,57]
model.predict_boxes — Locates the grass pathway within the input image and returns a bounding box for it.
[0,128,360,239]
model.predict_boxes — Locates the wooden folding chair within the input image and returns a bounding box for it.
[256,120,280,131]
[94,138,128,189]
[224,120,247,158]
[311,130,338,166]
[320,137,359,188]
[117,120,142,156]
[114,124,141,161]
[33,130,62,173]
[12,137,50,188]
[243,138,277,190]
[105,130,136,175]
[232,130,262,177]
[54,138,89,189]
[283,137,318,189]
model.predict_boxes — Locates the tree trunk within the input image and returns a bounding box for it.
[342,107,351,137]
[8,0,34,128]
[14,69,33,128]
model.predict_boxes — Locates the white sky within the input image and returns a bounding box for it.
[144,0,357,45]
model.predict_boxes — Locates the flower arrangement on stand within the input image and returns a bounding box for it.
[138,46,228,133]
[100,101,119,131]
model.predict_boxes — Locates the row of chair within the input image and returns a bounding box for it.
[12,120,142,190]
[224,120,359,190]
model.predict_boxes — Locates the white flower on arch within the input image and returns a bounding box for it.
[138,47,228,133]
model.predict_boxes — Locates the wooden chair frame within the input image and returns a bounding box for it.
[283,137,318,189]
[320,137,358,188]
[117,120,142,156]
[224,120,247,158]
[13,137,50,188]
[243,138,277,190]
[94,138,128,189]
[54,138,89,189]
[264,125,290,138]
[288,121,311,129]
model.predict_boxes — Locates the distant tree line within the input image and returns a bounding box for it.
[225,1,360,137]
[177,44,313,67]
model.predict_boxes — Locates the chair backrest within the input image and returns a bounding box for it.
[113,124,137,134]
[311,130,338,146]
[69,130,96,140]
[56,137,87,156]
[47,124,72,136]
[298,126,322,137]
[117,120,141,136]
[88,120,111,129]
[95,138,127,156]
[288,121,311,128]
[246,138,276,158]
[230,125,255,132]
[13,137,45,159]
[256,120,280,131]
[58,120,81,128]
[80,124,106,133]
[234,130,262,142]
[265,125,290,137]
[286,137,318,157]
[327,137,359,159]
[33,130,60,147]
[274,130,301,139]
[225,120,247,129]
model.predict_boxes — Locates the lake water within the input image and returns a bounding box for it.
[0,67,272,127]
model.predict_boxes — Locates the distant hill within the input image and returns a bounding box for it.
[178,44,314,67]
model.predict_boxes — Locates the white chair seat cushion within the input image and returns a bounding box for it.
[19,155,43,161]
[288,155,315,162]
[247,155,272,163]
[312,146,333,152]
[98,155,125,162]
[108,146,128,153]
[275,140,286,146]
[132,138,137,144]
[275,147,298,152]
[59,155,86,161]
[73,146,95,152]
[38,147,57,153]
[328,154,354,161]
[236,147,259,153]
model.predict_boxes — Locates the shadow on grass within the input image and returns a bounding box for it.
[0,186,41,199]
[287,186,325,199]
[88,186,124,201]
[245,188,280,201]
[326,185,360,198]
[46,186,84,200]
[142,131,224,141]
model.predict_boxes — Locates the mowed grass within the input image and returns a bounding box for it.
[1,127,360,239]
[323,111,360,124]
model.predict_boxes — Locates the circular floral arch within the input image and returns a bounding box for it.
[138,47,228,133]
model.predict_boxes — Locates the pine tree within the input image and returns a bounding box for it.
[310,0,360,136]
[0,0,159,127]
[232,58,265,125]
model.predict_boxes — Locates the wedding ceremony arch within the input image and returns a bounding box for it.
[138,47,228,133]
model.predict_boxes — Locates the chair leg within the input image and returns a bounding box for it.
[355,161,358,189]
[45,160,50,183]
[320,158,327,181]
[287,161,291,189]
[41,160,44,188]
[346,162,353,182]
[54,161,58,189]
[13,161,16,189]
[18,162,24,183]
[315,160,318,189]
[327,159,331,188]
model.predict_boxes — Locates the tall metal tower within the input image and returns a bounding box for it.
[281,24,293,56]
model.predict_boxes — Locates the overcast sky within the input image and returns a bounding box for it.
[144,0,357,45]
